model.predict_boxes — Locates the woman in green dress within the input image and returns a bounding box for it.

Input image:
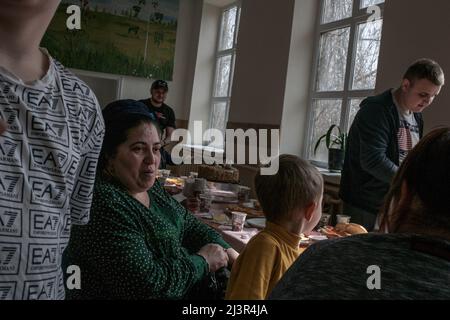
[64,100,238,299]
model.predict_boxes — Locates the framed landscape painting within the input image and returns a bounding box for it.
[41,0,180,80]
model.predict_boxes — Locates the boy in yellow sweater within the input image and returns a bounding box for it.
[225,154,323,300]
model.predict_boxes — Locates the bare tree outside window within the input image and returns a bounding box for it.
[360,0,384,8]
[211,102,228,137]
[310,99,343,162]
[214,55,232,97]
[208,3,241,148]
[307,0,384,165]
[317,27,350,92]
[219,6,237,51]
[322,0,353,24]
[352,19,383,90]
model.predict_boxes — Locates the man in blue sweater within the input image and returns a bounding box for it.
[339,59,444,231]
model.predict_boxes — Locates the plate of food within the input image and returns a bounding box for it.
[246,218,266,229]
[165,177,184,187]
[212,212,231,225]
[308,234,328,241]
[209,189,238,203]
[319,223,367,238]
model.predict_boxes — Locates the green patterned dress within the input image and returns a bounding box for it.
[63,178,230,299]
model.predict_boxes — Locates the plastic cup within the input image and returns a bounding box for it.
[238,186,251,202]
[194,178,207,193]
[319,213,331,227]
[199,193,212,212]
[183,178,195,197]
[231,211,247,232]
[336,214,351,224]
[189,172,198,179]
[159,169,171,178]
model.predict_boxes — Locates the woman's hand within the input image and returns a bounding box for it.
[197,244,229,272]
[225,248,239,268]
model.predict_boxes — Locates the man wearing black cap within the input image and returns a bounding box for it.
[140,80,176,168]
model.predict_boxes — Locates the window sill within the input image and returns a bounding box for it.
[315,167,341,185]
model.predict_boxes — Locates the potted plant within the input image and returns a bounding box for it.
[314,124,347,172]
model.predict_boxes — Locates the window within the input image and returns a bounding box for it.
[208,3,241,148]
[307,0,384,164]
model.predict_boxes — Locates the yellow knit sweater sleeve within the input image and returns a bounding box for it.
[225,232,280,300]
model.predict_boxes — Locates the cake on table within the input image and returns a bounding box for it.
[198,164,239,183]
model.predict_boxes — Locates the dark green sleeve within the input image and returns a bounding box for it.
[151,181,231,251]
[71,189,208,299]
[181,205,231,251]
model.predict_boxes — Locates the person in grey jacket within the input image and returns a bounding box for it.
[339,59,444,230]
[270,127,450,300]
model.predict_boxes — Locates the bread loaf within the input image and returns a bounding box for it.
[335,223,368,235]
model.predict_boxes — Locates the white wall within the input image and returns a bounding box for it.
[188,3,221,133]
[220,0,318,159]
[228,0,296,126]
[280,0,318,155]
[376,0,450,133]
[172,0,204,121]
[72,69,122,108]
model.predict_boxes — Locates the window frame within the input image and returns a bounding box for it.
[208,1,241,147]
[305,0,385,167]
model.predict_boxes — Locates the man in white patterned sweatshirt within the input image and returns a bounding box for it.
[0,0,105,299]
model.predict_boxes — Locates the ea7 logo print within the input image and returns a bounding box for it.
[0,243,21,274]
[27,112,69,147]
[69,126,81,152]
[30,210,61,239]
[65,155,80,181]
[0,206,21,237]
[0,137,22,166]
[92,118,105,145]
[59,241,69,258]
[70,206,89,224]
[61,78,92,96]
[0,282,16,300]
[79,157,98,180]
[30,177,67,208]
[30,145,69,177]
[66,103,97,132]
[22,88,65,116]
[0,137,22,167]
[0,81,20,104]
[26,244,59,274]
[72,181,94,204]
[23,277,56,300]
[0,106,21,134]
[60,214,71,239]
[0,171,24,203]
[57,269,65,299]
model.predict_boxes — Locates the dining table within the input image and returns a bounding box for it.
[193,203,261,253]
[166,178,332,253]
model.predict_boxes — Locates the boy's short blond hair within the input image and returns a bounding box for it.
[254,154,323,223]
